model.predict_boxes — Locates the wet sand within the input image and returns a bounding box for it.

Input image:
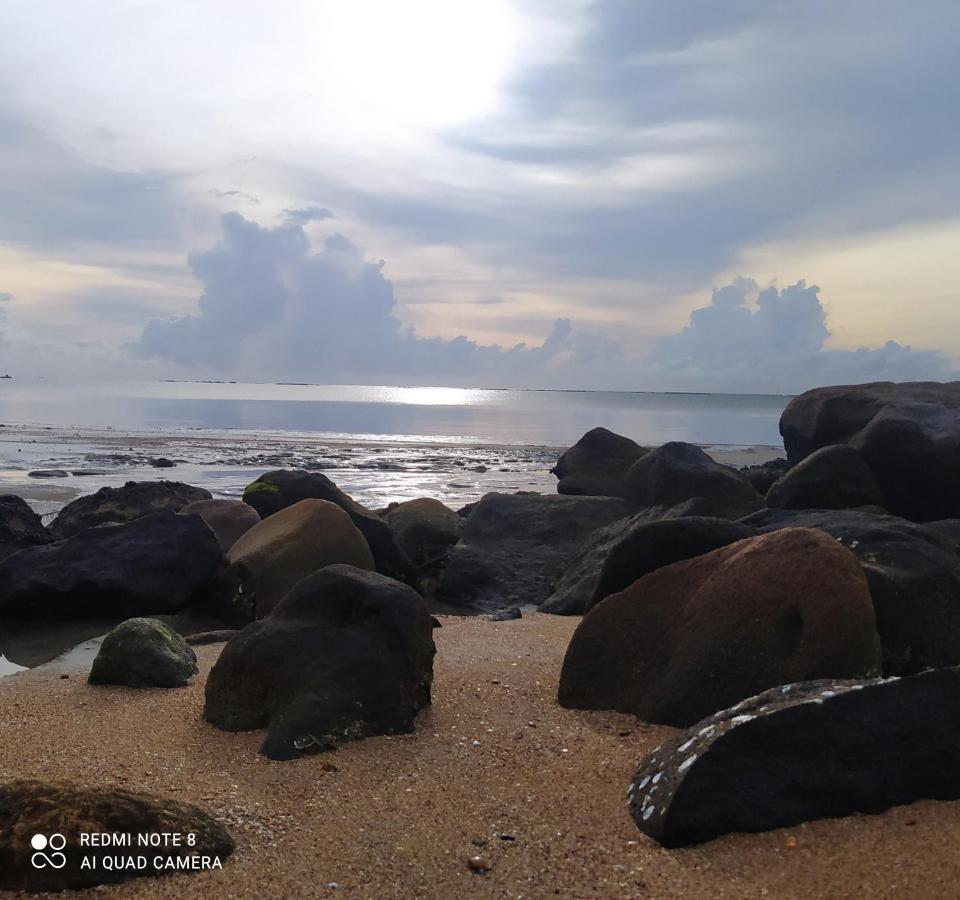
[1,613,957,899]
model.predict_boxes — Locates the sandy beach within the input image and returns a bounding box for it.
[1,613,958,899]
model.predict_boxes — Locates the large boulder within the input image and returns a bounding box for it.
[738,457,790,495]
[559,528,881,726]
[622,442,763,519]
[550,427,648,497]
[49,480,211,540]
[438,492,637,612]
[242,470,414,582]
[0,494,51,561]
[0,511,222,619]
[381,498,462,569]
[204,564,435,760]
[779,381,960,521]
[225,499,375,619]
[540,512,754,616]
[0,780,233,891]
[766,444,883,510]
[629,668,960,848]
[88,618,198,688]
[179,498,260,552]
[743,508,960,675]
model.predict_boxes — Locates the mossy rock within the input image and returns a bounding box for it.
[89,617,198,688]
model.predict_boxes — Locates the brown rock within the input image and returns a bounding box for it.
[179,498,261,551]
[559,527,881,726]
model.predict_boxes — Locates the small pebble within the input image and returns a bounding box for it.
[471,836,488,847]
[784,835,798,849]
[467,856,491,873]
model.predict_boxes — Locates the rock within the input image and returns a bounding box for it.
[88,617,198,687]
[0,494,51,561]
[629,667,960,848]
[242,470,414,581]
[467,856,491,873]
[765,444,882,510]
[204,564,435,760]
[382,498,462,568]
[186,628,239,645]
[490,606,522,621]
[438,492,637,612]
[225,499,375,619]
[779,381,960,521]
[28,469,69,478]
[743,508,960,675]
[622,442,763,519]
[179,498,260,552]
[49,480,211,540]
[149,457,176,468]
[592,516,757,610]
[0,779,233,891]
[559,528,881,726]
[738,457,790,495]
[0,511,222,620]
[550,427,648,497]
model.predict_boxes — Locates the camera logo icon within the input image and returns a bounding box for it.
[30,833,67,869]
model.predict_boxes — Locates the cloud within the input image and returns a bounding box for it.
[283,206,334,225]
[135,214,954,392]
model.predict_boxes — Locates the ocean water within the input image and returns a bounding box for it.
[0,381,789,448]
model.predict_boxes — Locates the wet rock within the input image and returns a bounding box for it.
[439,492,637,612]
[550,427,648,497]
[242,470,415,582]
[779,381,960,521]
[738,457,790,495]
[225,499,375,619]
[88,617,198,688]
[27,469,69,478]
[0,494,51,561]
[149,457,176,468]
[629,667,960,847]
[179,498,260,552]
[623,442,763,519]
[743,508,960,675]
[559,528,881,726]
[49,480,211,540]
[766,444,882,510]
[381,498,462,568]
[0,779,234,891]
[0,511,222,620]
[204,565,435,760]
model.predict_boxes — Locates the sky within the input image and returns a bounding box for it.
[1,0,959,392]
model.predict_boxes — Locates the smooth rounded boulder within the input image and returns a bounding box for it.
[225,499,375,618]
[242,470,414,581]
[49,480,211,540]
[779,381,960,521]
[766,443,882,510]
[550,427,648,497]
[381,497,462,568]
[0,494,51,561]
[204,564,436,760]
[88,617,198,687]
[0,510,222,620]
[0,780,233,892]
[622,442,763,519]
[179,498,260,551]
[559,528,881,726]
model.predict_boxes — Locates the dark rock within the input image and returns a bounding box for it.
[0,779,234,891]
[559,528,881,726]
[204,564,435,760]
[766,444,882,510]
[550,427,648,497]
[242,470,415,582]
[27,469,69,478]
[623,442,763,519]
[149,457,176,468]
[382,498,462,568]
[225,499,375,619]
[0,510,222,620]
[779,381,960,521]
[88,617,198,687]
[186,629,240,645]
[743,508,960,675]
[490,606,522,621]
[179,498,260,552]
[438,492,637,612]
[50,480,211,540]
[0,494,51,561]
[738,457,790,495]
[629,667,960,847]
